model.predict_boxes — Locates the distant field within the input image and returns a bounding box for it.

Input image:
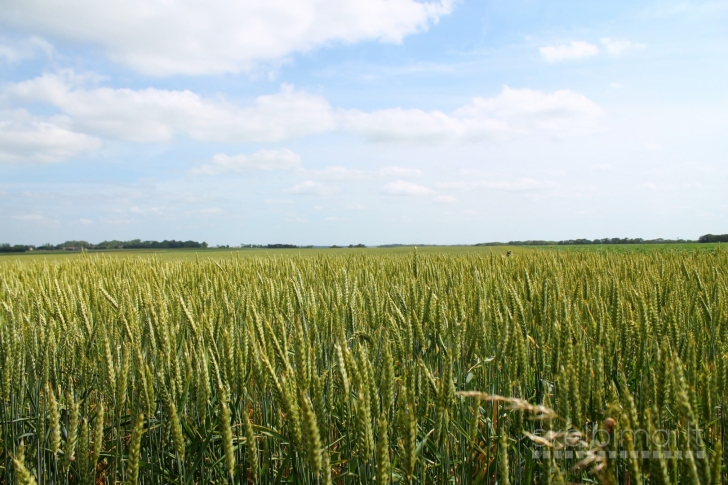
[0,243,721,263]
[0,245,516,262]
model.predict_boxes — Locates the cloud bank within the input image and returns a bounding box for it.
[1,73,604,162]
[0,0,454,75]
[3,73,335,143]
[343,86,603,141]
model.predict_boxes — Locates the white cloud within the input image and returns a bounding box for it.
[0,45,23,63]
[307,166,367,180]
[342,86,603,142]
[191,207,223,215]
[101,217,132,225]
[1,0,454,75]
[378,166,423,177]
[3,73,336,142]
[12,214,45,221]
[380,180,433,195]
[2,75,603,153]
[285,216,309,223]
[539,41,599,62]
[285,180,340,195]
[0,36,54,63]
[600,38,638,55]
[0,109,101,163]
[79,218,93,225]
[129,206,168,216]
[192,149,301,175]
[340,107,505,142]
[438,178,555,192]
[434,195,457,203]
[454,87,603,127]
[12,214,60,226]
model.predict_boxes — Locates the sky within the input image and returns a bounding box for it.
[1,0,726,246]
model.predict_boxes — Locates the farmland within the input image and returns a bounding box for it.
[1,246,727,484]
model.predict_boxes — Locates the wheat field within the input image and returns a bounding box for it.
[1,247,726,484]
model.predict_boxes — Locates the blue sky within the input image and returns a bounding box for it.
[1,0,726,245]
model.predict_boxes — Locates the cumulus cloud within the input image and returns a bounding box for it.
[454,87,603,128]
[0,109,101,163]
[1,75,603,159]
[3,73,335,142]
[340,107,507,142]
[380,180,433,195]
[342,86,603,142]
[192,149,301,175]
[539,41,599,62]
[285,180,340,195]
[0,0,454,75]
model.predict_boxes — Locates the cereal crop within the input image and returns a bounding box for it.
[0,248,726,484]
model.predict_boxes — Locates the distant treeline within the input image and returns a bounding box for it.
[698,234,728,243]
[0,244,33,253]
[1,239,208,252]
[93,240,208,249]
[240,244,313,249]
[377,244,437,248]
[475,236,723,246]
